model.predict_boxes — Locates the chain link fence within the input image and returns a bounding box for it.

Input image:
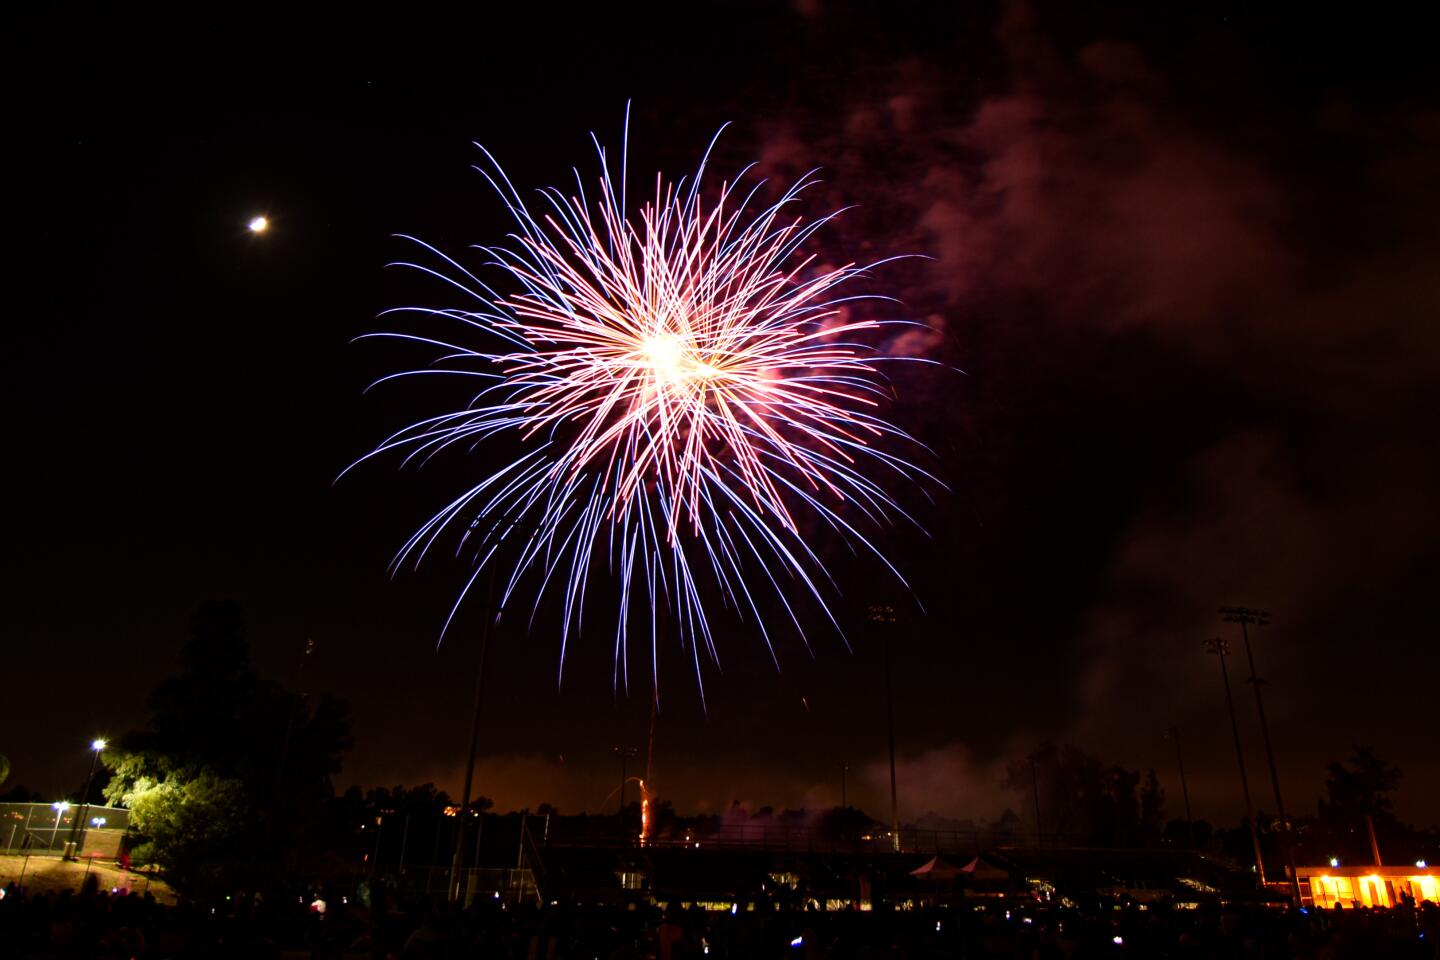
[0,802,130,855]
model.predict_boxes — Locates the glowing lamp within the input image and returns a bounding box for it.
[248,216,270,234]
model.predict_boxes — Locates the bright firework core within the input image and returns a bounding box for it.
[357,119,934,693]
[639,332,721,386]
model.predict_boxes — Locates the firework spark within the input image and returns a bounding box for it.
[353,116,936,696]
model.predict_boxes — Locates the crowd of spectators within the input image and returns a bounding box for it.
[2,872,1437,958]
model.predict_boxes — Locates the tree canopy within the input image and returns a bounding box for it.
[1320,744,1402,829]
[1004,742,1167,848]
[103,600,351,894]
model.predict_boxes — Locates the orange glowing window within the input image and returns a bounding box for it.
[1358,875,1387,907]
[1312,876,1355,908]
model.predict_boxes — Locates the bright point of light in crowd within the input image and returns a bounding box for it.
[248,215,270,234]
[1330,857,1340,867]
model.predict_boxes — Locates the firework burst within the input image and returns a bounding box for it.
[353,117,937,697]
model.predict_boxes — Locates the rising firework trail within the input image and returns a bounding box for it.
[351,113,938,697]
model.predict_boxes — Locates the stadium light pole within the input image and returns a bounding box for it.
[1204,637,1265,885]
[1219,609,1287,827]
[443,518,535,903]
[1167,727,1196,849]
[449,568,498,904]
[1220,606,1301,903]
[868,602,901,852]
[278,638,316,786]
[447,521,527,903]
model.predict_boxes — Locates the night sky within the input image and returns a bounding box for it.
[10,3,1439,828]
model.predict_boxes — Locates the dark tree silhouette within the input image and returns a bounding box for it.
[103,601,352,894]
[0,784,41,803]
[1005,742,1162,847]
[1140,769,1167,846]
[1319,745,1402,829]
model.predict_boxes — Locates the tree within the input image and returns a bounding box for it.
[818,805,881,842]
[105,754,249,891]
[1139,769,1167,846]
[1305,745,1420,864]
[1005,742,1158,847]
[0,784,41,803]
[1320,745,1402,829]
[103,601,352,894]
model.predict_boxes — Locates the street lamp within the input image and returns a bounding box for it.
[51,802,70,852]
[69,739,107,857]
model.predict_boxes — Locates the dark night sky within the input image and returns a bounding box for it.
[8,3,1439,828]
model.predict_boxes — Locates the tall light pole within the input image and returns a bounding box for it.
[1167,727,1196,849]
[278,638,316,785]
[1220,606,1300,903]
[1218,609,1288,828]
[1204,637,1265,884]
[868,602,901,852]
[449,567,499,904]
[67,739,106,858]
[447,521,529,902]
